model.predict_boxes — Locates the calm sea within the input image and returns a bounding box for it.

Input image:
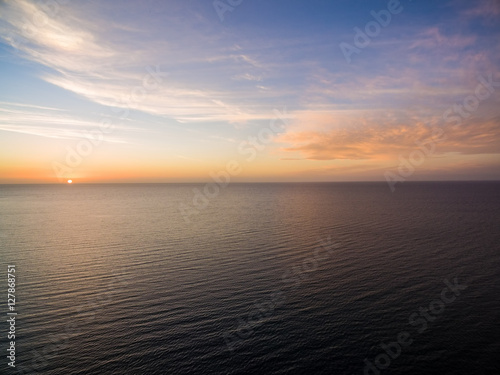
[0,182,499,374]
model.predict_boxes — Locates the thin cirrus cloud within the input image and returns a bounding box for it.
[0,0,278,125]
[0,102,132,142]
[459,0,500,23]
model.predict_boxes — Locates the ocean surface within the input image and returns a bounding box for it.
[1,182,499,374]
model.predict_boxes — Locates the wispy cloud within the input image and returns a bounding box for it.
[408,27,476,50]
[0,0,278,124]
[232,73,263,82]
[0,102,131,142]
[460,0,500,23]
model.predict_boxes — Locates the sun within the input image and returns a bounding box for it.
[67,179,73,184]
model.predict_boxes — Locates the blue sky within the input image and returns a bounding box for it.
[0,0,499,183]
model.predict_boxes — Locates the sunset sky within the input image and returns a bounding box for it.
[1,0,499,183]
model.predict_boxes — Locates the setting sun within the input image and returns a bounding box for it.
[67,180,72,184]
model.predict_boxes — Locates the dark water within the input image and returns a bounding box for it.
[0,182,499,375]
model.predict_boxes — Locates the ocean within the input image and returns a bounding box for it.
[1,182,499,374]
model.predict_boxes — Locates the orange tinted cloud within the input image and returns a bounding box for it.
[278,112,500,161]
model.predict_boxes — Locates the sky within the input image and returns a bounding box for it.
[0,0,499,183]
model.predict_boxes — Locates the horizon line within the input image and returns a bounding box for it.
[1,180,500,185]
